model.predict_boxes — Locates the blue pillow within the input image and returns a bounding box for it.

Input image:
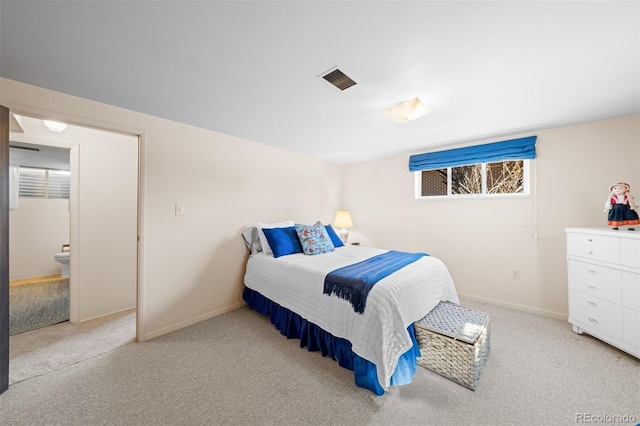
[262,226,303,258]
[324,224,344,248]
[295,221,335,255]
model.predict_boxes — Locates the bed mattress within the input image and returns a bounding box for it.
[244,244,458,390]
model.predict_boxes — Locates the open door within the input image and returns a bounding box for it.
[1,105,9,394]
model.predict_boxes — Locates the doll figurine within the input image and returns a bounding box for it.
[604,181,639,230]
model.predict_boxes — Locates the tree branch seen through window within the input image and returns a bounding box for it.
[418,160,527,198]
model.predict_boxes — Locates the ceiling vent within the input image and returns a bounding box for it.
[320,67,358,91]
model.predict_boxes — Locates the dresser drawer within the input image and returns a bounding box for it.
[567,233,620,264]
[569,275,621,304]
[622,307,640,349]
[568,259,621,284]
[620,238,640,268]
[568,259,621,296]
[622,271,640,311]
[569,290,622,340]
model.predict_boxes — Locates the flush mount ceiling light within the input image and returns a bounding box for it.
[43,119,67,132]
[382,97,431,123]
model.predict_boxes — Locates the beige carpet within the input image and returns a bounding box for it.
[9,310,136,385]
[1,299,638,425]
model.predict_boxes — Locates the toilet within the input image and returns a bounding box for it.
[54,252,70,278]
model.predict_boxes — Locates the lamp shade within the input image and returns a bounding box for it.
[333,210,353,229]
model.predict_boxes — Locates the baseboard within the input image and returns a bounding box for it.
[141,295,568,341]
[9,274,63,287]
[76,306,136,324]
[142,301,247,342]
[457,292,568,321]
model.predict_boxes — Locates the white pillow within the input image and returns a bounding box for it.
[256,221,295,256]
[241,226,262,255]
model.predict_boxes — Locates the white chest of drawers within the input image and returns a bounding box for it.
[566,228,639,358]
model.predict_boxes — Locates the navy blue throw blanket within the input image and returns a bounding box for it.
[324,250,427,314]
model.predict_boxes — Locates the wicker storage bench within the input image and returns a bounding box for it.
[414,301,491,390]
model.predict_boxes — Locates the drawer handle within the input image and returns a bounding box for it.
[587,301,598,308]
[587,239,593,242]
[587,269,598,275]
[587,285,598,292]
[588,251,594,255]
[588,317,599,324]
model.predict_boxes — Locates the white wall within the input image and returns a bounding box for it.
[9,198,70,280]
[342,115,640,318]
[1,78,343,340]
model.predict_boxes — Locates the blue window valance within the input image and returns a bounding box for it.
[408,135,537,172]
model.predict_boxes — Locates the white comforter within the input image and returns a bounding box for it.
[243,245,458,390]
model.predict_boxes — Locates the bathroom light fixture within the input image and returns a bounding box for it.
[43,119,67,132]
[333,210,353,244]
[382,97,431,123]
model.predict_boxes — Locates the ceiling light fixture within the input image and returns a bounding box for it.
[382,97,431,123]
[43,119,68,132]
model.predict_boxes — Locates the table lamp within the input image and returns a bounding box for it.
[333,210,353,244]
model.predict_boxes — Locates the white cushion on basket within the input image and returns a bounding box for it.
[415,301,489,344]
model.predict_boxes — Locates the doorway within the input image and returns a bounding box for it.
[8,142,71,335]
[5,113,139,385]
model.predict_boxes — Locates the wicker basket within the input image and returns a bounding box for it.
[414,301,491,390]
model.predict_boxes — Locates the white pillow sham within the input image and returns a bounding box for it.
[241,226,262,255]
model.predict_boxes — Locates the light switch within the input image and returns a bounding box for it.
[175,204,184,216]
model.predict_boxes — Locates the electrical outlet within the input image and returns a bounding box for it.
[512,270,520,279]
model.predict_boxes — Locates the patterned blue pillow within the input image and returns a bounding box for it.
[295,221,335,255]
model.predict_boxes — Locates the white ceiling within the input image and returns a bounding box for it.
[1,1,638,164]
[9,142,70,171]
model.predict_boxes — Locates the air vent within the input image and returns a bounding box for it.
[320,68,358,91]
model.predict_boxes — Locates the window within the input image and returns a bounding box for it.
[416,160,529,198]
[19,167,70,199]
[409,136,536,199]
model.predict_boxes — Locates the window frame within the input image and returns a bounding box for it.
[414,159,531,200]
[18,166,71,200]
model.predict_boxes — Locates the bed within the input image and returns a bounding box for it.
[242,221,458,395]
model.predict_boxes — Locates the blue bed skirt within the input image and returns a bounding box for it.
[242,287,421,395]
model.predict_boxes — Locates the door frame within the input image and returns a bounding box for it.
[1,105,9,395]
[0,104,145,391]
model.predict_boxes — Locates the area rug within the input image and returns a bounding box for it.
[9,311,136,385]
[9,279,69,335]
